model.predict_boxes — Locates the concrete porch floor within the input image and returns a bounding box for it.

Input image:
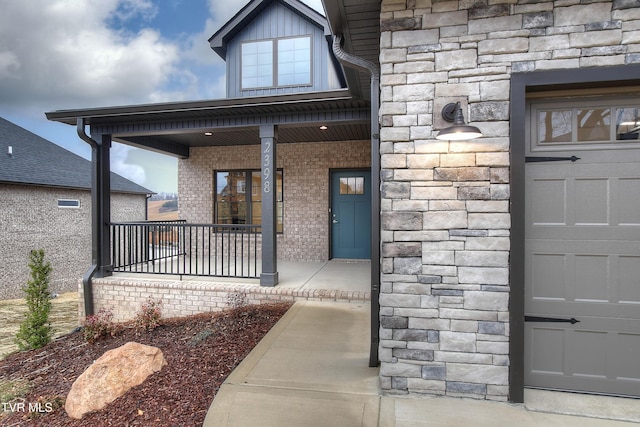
[113,259,371,294]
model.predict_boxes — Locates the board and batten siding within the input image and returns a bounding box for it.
[226,1,343,98]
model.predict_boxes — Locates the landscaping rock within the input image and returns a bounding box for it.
[65,342,166,419]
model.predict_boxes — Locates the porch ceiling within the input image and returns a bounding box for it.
[46,90,371,157]
[123,122,371,149]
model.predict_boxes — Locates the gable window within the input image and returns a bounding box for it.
[214,169,283,232]
[241,36,311,90]
[277,37,311,86]
[241,40,273,89]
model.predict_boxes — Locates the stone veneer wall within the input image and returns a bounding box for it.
[378,0,640,400]
[0,184,146,299]
[178,140,370,261]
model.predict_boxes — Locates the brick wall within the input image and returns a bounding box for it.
[0,183,146,299]
[378,0,639,400]
[178,140,371,261]
[84,276,370,322]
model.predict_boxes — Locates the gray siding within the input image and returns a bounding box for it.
[226,1,343,97]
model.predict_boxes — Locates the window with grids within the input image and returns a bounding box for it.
[241,36,311,89]
[214,170,283,232]
[533,98,640,144]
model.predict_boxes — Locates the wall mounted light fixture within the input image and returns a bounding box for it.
[436,102,482,141]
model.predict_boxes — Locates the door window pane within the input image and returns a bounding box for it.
[539,110,572,143]
[616,107,640,140]
[577,108,610,141]
[339,177,365,195]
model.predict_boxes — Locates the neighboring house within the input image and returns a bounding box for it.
[45,0,640,405]
[0,117,152,299]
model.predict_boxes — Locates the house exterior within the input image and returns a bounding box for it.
[46,0,640,405]
[0,117,152,299]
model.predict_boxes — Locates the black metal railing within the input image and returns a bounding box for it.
[110,221,261,278]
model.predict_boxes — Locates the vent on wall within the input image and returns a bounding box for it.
[58,199,80,209]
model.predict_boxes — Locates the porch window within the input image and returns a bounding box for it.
[241,36,311,90]
[215,169,283,232]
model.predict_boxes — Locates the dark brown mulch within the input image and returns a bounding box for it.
[0,302,291,426]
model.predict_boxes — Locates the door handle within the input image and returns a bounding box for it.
[332,219,339,224]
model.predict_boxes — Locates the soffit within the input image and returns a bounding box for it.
[323,0,380,100]
[46,90,370,156]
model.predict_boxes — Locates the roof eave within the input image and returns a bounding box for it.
[208,0,329,59]
[45,89,357,126]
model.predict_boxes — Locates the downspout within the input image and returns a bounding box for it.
[77,118,97,317]
[332,34,381,367]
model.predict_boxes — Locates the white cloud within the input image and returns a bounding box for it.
[0,0,182,110]
[111,143,146,185]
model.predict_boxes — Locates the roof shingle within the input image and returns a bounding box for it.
[0,117,152,195]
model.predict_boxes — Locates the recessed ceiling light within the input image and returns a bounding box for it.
[319,125,328,130]
[204,132,213,136]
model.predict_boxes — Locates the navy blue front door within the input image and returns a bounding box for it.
[331,170,371,259]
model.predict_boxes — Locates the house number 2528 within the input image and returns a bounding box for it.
[263,141,271,193]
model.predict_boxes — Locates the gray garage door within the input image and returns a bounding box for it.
[524,98,640,397]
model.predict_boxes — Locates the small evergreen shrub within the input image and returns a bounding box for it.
[134,298,163,332]
[15,249,53,351]
[83,307,121,343]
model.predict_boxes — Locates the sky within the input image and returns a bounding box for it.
[0,0,324,194]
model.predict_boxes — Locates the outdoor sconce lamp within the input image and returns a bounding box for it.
[436,102,482,141]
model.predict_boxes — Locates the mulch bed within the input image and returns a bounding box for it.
[0,302,291,426]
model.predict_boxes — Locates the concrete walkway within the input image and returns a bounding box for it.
[204,301,640,426]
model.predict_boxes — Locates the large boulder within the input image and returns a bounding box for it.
[65,342,166,419]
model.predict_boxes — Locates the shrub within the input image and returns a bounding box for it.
[83,307,121,343]
[134,298,163,332]
[15,249,53,351]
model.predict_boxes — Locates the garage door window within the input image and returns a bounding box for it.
[533,99,640,145]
